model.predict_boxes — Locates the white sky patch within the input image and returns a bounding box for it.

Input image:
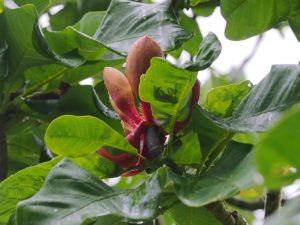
[198,8,300,84]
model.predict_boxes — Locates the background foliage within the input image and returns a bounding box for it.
[1,0,300,225]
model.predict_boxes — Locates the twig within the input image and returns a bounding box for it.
[0,114,8,182]
[227,198,264,211]
[205,201,249,225]
[264,190,282,218]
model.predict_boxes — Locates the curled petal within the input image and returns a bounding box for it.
[103,67,142,128]
[126,36,164,98]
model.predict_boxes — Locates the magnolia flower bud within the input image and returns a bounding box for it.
[103,67,141,128]
[126,36,164,98]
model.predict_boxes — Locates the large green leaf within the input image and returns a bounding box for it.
[94,0,192,54]
[264,196,300,225]
[16,142,258,225]
[254,108,300,188]
[16,159,174,225]
[221,0,300,41]
[204,80,253,118]
[195,65,300,133]
[44,115,136,157]
[168,203,222,225]
[182,32,221,71]
[139,58,198,132]
[0,157,62,225]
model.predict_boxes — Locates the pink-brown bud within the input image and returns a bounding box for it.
[126,36,164,98]
[103,67,141,128]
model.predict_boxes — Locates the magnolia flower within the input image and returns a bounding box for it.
[98,36,200,176]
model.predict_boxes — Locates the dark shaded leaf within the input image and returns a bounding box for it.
[183,32,221,71]
[0,157,62,225]
[95,0,192,54]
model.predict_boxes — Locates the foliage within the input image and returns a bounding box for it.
[1,0,300,225]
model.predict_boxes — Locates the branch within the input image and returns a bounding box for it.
[227,198,264,211]
[264,190,282,218]
[0,114,8,182]
[205,201,249,225]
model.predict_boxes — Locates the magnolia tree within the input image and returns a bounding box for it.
[1,0,300,225]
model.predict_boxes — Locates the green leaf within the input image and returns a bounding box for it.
[173,141,261,207]
[254,107,300,188]
[6,117,48,175]
[204,80,253,118]
[221,0,300,41]
[33,22,85,67]
[0,157,62,225]
[139,58,198,132]
[44,11,110,61]
[70,152,119,178]
[182,32,221,71]
[23,64,66,96]
[95,0,192,54]
[168,203,221,225]
[264,196,300,225]
[171,131,202,165]
[24,85,122,132]
[3,5,51,91]
[44,115,136,157]
[16,159,173,225]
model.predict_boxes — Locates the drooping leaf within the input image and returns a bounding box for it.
[221,0,300,41]
[171,131,202,165]
[0,157,62,225]
[15,159,174,225]
[204,80,253,118]
[183,32,221,71]
[139,58,198,132]
[264,196,300,225]
[229,64,300,132]
[94,0,192,54]
[167,203,222,225]
[195,65,300,133]
[16,142,259,225]
[44,115,136,157]
[254,107,300,188]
